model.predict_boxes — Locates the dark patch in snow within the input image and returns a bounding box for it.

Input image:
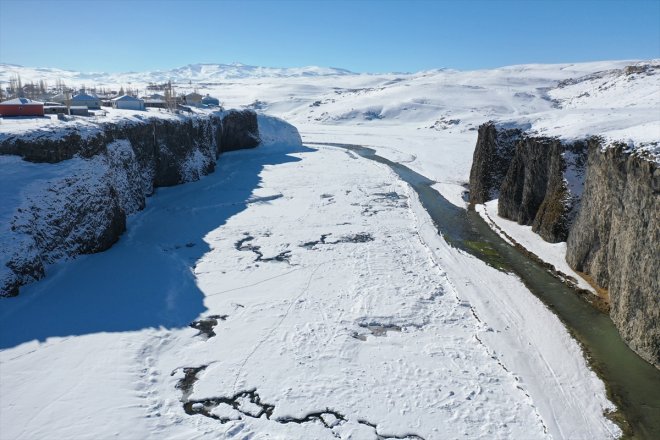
[352,319,427,341]
[300,233,332,249]
[277,409,346,428]
[335,233,374,243]
[184,389,274,421]
[189,315,228,339]
[176,373,424,438]
[358,322,402,336]
[300,233,374,249]
[174,365,207,402]
[178,382,347,434]
[235,233,292,264]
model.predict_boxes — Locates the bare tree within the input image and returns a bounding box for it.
[164,80,176,111]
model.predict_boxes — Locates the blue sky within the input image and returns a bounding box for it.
[1,0,658,73]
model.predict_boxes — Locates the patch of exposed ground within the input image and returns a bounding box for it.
[235,233,292,263]
[300,233,374,249]
[175,370,425,439]
[189,315,228,339]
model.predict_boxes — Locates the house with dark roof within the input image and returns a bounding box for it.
[201,94,220,106]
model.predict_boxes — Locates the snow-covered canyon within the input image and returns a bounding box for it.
[0,129,620,439]
[1,59,658,439]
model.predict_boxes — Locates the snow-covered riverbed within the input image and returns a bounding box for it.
[0,134,619,438]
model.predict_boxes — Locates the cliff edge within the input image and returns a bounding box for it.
[469,122,659,367]
[0,109,297,297]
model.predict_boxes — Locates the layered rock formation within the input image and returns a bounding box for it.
[469,123,659,367]
[0,110,260,296]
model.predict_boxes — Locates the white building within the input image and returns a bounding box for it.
[111,95,145,110]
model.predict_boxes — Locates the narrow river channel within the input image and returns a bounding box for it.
[312,142,660,440]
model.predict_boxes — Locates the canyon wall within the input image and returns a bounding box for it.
[0,110,260,296]
[469,123,659,367]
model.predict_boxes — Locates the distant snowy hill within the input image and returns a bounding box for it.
[0,62,355,85]
[2,58,657,187]
[8,59,656,233]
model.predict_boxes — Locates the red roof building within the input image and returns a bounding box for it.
[0,98,45,117]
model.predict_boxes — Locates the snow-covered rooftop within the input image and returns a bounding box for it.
[0,97,43,105]
[111,95,142,102]
[72,93,99,101]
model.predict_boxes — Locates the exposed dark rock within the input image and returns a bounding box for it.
[497,136,589,242]
[566,143,659,367]
[175,376,424,438]
[189,315,228,339]
[468,122,659,367]
[468,122,522,204]
[235,234,292,263]
[300,233,374,249]
[218,109,260,152]
[175,366,208,401]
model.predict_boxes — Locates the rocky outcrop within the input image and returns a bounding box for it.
[497,137,589,242]
[566,144,659,366]
[218,109,260,152]
[1,110,260,296]
[468,122,522,204]
[469,123,588,242]
[469,123,659,367]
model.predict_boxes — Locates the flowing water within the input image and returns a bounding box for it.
[314,142,660,439]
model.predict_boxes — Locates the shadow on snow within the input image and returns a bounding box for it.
[0,143,315,349]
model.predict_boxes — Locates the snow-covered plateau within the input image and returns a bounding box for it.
[1,59,659,439]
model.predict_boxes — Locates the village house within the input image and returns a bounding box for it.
[71,92,101,109]
[69,106,89,116]
[43,102,67,114]
[0,97,45,117]
[49,93,68,105]
[142,93,167,108]
[112,95,145,110]
[201,94,220,106]
[183,92,203,106]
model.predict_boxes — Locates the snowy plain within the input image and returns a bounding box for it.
[2,59,658,439]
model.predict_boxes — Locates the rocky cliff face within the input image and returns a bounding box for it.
[566,144,659,366]
[498,137,589,243]
[469,123,658,367]
[0,110,260,297]
[469,123,588,243]
[468,123,522,204]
